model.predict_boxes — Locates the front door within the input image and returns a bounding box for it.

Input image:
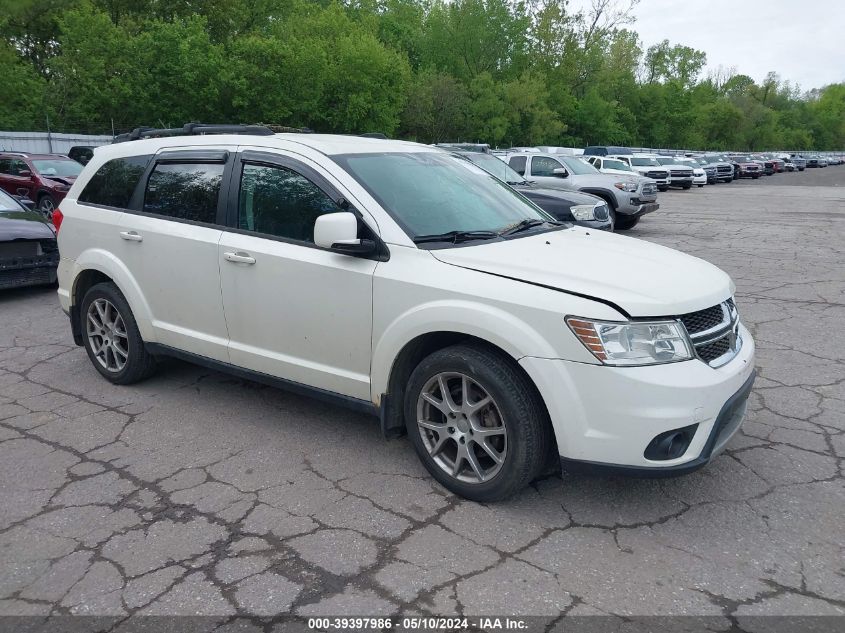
[218,151,376,401]
[0,159,35,199]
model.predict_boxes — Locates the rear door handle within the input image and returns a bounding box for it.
[119,231,143,242]
[223,251,256,265]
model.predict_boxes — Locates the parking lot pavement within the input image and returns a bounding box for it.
[1,169,843,623]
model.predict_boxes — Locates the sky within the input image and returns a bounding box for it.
[572,0,845,90]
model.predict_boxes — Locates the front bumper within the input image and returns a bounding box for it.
[519,322,756,471]
[624,201,659,217]
[0,255,59,290]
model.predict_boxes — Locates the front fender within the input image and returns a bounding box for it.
[370,299,562,400]
[70,248,156,342]
[579,187,620,210]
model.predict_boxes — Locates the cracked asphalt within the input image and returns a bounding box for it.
[0,167,843,626]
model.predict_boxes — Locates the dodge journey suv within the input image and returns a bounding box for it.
[55,125,755,501]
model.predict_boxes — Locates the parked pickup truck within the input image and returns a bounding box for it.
[608,154,670,191]
[505,152,659,230]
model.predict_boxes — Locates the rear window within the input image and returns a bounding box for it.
[142,162,223,224]
[78,156,151,209]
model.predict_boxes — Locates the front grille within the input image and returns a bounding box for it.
[670,169,692,177]
[678,299,740,367]
[679,304,725,334]
[646,170,668,179]
[717,165,732,174]
[745,165,759,171]
[697,337,731,363]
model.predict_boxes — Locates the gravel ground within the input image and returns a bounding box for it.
[0,166,843,626]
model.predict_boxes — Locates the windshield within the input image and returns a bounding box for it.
[0,189,24,213]
[32,159,83,178]
[603,159,632,171]
[630,157,660,167]
[558,156,600,175]
[333,152,554,241]
[462,153,525,184]
[655,157,677,166]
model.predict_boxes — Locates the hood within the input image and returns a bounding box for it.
[516,184,603,206]
[600,168,644,179]
[44,176,77,187]
[0,210,56,240]
[430,228,733,317]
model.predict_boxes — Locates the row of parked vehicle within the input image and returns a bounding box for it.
[433,143,844,233]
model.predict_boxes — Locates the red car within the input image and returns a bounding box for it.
[0,152,83,221]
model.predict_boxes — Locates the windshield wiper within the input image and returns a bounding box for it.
[499,218,557,236]
[413,230,500,244]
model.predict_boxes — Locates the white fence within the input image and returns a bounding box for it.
[0,131,113,155]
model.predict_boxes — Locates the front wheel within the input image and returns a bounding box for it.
[38,195,56,221]
[613,213,639,231]
[682,183,692,190]
[81,282,157,385]
[404,344,550,501]
[697,184,704,188]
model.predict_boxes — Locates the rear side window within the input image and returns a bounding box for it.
[142,162,223,224]
[79,156,151,209]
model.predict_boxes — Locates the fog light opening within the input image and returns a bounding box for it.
[644,424,698,461]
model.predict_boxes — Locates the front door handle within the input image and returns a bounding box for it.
[119,231,143,242]
[223,251,256,265]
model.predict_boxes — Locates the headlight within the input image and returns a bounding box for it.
[566,317,693,366]
[54,185,70,192]
[569,204,596,221]
[614,182,638,192]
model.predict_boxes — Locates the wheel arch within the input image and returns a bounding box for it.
[374,303,559,443]
[69,250,155,345]
[580,187,617,209]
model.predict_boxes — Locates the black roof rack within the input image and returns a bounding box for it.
[112,123,280,144]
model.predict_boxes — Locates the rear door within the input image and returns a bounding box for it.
[217,149,377,400]
[118,149,233,362]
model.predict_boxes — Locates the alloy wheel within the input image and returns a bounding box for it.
[39,197,55,221]
[86,298,129,373]
[416,372,507,484]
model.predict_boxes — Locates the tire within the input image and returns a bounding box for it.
[658,186,669,192]
[752,175,760,179]
[81,282,157,385]
[38,194,56,221]
[614,214,639,230]
[697,184,704,188]
[404,343,551,501]
[682,183,692,190]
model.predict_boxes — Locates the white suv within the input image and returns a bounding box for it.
[55,126,756,501]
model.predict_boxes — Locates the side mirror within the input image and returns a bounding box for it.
[314,212,376,255]
[552,167,568,178]
[18,170,32,178]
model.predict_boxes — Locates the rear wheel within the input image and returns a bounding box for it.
[81,282,157,385]
[404,344,550,501]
